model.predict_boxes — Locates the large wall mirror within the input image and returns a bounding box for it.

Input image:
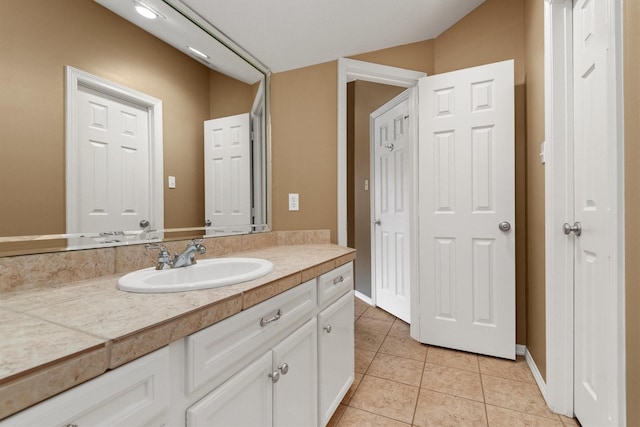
[0,0,271,257]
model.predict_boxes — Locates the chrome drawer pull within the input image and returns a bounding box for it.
[260,309,283,327]
[323,324,332,333]
[332,275,344,285]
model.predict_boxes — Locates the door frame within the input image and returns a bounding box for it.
[543,0,625,420]
[337,58,425,326]
[369,89,411,317]
[65,66,164,235]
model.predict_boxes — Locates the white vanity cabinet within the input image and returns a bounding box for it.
[0,347,170,427]
[317,263,355,426]
[186,319,318,427]
[1,261,354,427]
[183,262,354,427]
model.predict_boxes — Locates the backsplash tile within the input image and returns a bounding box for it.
[0,231,333,294]
[0,248,115,293]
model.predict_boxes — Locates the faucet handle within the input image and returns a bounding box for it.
[188,239,206,254]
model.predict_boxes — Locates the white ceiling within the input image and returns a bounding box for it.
[180,0,485,73]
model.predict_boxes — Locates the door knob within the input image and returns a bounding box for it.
[498,221,511,232]
[563,222,582,236]
[324,324,332,333]
[373,220,381,226]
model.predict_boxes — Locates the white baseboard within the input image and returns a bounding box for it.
[354,291,373,306]
[524,346,547,401]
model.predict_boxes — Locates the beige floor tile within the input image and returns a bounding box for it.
[336,407,411,427]
[422,363,484,402]
[327,404,348,427]
[342,372,363,404]
[388,318,410,338]
[354,298,369,317]
[413,389,487,427]
[355,330,386,352]
[349,375,419,424]
[482,375,559,420]
[479,355,536,384]
[378,334,428,362]
[427,346,480,372]
[361,306,397,322]
[486,405,563,426]
[367,352,424,387]
[355,348,376,374]
[355,316,394,336]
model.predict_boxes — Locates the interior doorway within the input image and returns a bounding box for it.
[346,80,406,304]
[339,60,424,324]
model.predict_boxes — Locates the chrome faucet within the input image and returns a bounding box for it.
[145,240,206,270]
[173,239,206,268]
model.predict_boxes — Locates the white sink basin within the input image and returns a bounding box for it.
[118,258,274,293]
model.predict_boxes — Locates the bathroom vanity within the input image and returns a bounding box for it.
[0,242,355,427]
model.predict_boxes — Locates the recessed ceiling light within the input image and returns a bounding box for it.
[188,46,210,60]
[133,1,163,20]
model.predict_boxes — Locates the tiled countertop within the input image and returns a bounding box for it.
[0,243,355,419]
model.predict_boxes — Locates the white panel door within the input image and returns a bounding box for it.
[76,86,150,233]
[371,92,411,323]
[204,113,251,233]
[418,60,515,359]
[572,0,618,424]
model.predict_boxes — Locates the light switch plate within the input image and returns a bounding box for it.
[168,176,176,188]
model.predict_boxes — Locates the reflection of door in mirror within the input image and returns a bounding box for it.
[66,67,164,246]
[204,114,252,235]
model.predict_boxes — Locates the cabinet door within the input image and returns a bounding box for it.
[0,348,170,427]
[317,291,355,426]
[272,319,318,427]
[186,351,273,427]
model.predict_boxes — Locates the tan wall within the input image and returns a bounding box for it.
[625,0,640,424]
[270,62,339,237]
[351,40,435,75]
[209,71,254,119]
[523,0,546,379]
[352,81,405,297]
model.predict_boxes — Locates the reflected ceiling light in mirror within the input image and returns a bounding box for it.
[187,46,209,60]
[133,1,164,20]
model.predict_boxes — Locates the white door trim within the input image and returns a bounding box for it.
[543,0,625,421]
[337,58,426,247]
[337,58,424,330]
[65,66,164,234]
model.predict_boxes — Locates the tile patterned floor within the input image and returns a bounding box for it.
[328,298,581,427]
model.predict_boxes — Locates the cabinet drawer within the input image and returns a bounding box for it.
[317,261,353,307]
[186,279,316,394]
[0,347,170,427]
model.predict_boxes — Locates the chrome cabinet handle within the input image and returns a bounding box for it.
[324,324,332,333]
[260,309,282,327]
[279,363,289,375]
[269,371,280,383]
[563,222,582,236]
[332,275,344,285]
